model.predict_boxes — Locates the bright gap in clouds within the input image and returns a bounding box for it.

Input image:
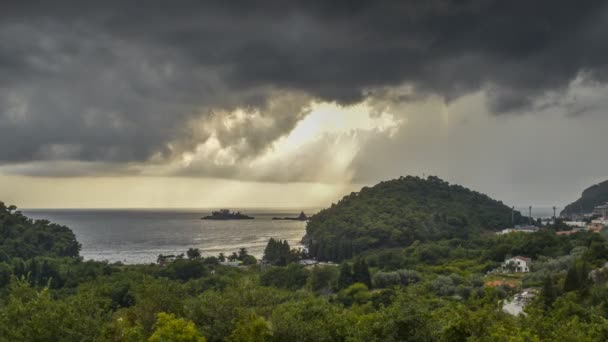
[168,100,401,184]
[278,101,400,153]
[249,101,400,180]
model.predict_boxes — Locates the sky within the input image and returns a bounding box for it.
[1,1,608,209]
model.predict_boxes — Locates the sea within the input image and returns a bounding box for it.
[21,206,555,265]
[22,208,315,264]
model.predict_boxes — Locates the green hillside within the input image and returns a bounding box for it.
[0,202,80,261]
[561,180,608,217]
[305,176,526,261]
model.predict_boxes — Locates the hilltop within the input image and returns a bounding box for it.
[0,202,80,260]
[561,180,608,217]
[305,176,526,261]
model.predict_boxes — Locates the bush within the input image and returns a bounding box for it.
[163,260,208,281]
[310,266,338,294]
[241,255,257,266]
[396,269,420,286]
[430,275,456,296]
[373,272,401,288]
[260,264,308,290]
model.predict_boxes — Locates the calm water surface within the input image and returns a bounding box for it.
[22,208,315,264]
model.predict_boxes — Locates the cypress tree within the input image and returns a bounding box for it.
[337,262,353,290]
[263,238,292,266]
[563,266,579,292]
[563,259,591,293]
[352,257,372,288]
[542,276,557,309]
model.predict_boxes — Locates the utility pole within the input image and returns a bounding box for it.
[529,206,532,225]
[511,206,515,226]
[553,206,556,220]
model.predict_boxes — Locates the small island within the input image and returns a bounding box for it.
[201,209,254,220]
[272,211,309,221]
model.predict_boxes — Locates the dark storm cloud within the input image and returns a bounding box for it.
[1,1,608,173]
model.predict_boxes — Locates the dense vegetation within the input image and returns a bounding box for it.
[562,179,608,217]
[305,176,527,261]
[0,202,80,261]
[3,190,608,340]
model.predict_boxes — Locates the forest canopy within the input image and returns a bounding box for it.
[1,195,608,340]
[0,202,80,261]
[305,176,527,261]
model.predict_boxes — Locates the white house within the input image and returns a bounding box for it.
[502,256,531,273]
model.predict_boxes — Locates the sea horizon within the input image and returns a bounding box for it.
[22,208,315,265]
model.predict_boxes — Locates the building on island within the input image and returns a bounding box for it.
[501,256,531,273]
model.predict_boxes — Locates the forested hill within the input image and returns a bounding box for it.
[0,202,80,260]
[305,176,526,261]
[561,179,608,217]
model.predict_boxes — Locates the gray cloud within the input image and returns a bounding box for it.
[1,1,608,177]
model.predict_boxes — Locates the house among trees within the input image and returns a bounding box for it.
[502,256,531,273]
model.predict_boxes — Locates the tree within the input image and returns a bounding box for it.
[263,239,293,266]
[338,283,371,306]
[260,263,308,290]
[238,248,249,261]
[149,312,205,342]
[218,253,226,262]
[352,258,372,288]
[310,266,338,293]
[0,262,12,288]
[0,279,109,341]
[187,248,202,260]
[226,314,272,342]
[337,263,353,290]
[505,260,517,273]
[228,252,239,262]
[163,259,207,281]
[373,271,401,288]
[564,267,579,292]
[563,259,590,293]
[542,275,557,309]
[241,255,257,266]
[271,298,350,342]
